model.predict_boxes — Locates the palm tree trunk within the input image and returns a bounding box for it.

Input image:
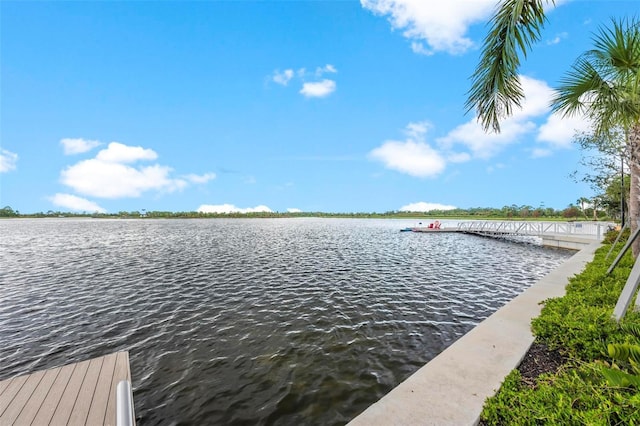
[628,123,640,258]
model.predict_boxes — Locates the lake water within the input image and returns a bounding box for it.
[0,218,573,425]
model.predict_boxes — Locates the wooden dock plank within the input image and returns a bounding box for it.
[30,362,76,425]
[0,374,29,418]
[0,376,14,398]
[13,366,63,425]
[104,351,132,426]
[67,356,105,425]
[0,352,132,426]
[0,369,47,425]
[85,352,118,425]
[48,358,91,425]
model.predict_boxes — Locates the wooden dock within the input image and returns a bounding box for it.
[0,351,134,426]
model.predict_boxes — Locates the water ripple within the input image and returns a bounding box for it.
[0,218,573,425]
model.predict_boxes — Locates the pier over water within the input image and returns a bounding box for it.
[411,221,611,250]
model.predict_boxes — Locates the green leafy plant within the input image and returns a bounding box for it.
[602,324,640,388]
[481,363,640,425]
[481,232,640,424]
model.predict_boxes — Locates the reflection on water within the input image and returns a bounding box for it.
[0,218,572,425]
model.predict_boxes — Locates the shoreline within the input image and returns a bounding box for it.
[347,241,600,425]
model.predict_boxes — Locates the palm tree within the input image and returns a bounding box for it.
[466,0,555,133]
[552,18,640,254]
[577,197,590,219]
[467,2,640,254]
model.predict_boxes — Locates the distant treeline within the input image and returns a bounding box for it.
[0,204,606,220]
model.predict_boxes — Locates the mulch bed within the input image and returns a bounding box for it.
[517,340,568,387]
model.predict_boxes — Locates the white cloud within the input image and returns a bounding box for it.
[49,193,106,213]
[447,152,471,163]
[272,65,339,98]
[361,0,563,55]
[546,32,568,45]
[0,149,18,172]
[531,148,553,158]
[300,79,337,98]
[361,0,496,55]
[436,74,591,160]
[405,121,430,138]
[273,69,294,86]
[547,37,561,46]
[399,202,456,212]
[438,118,537,159]
[315,64,337,75]
[370,74,583,178]
[61,160,185,198]
[184,172,216,184]
[58,140,210,199]
[60,138,101,155]
[369,121,446,178]
[325,64,337,73]
[537,112,592,149]
[513,76,555,118]
[369,141,446,177]
[287,208,302,213]
[410,41,432,56]
[438,75,554,158]
[197,204,273,214]
[96,142,157,163]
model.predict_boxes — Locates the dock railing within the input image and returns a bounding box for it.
[455,221,612,241]
[116,380,135,426]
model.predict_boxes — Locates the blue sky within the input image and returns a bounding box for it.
[1,0,637,214]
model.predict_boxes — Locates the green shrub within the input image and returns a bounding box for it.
[603,228,631,245]
[530,245,634,361]
[481,364,640,425]
[532,298,622,360]
[481,233,640,424]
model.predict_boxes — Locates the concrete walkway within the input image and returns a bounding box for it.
[348,242,600,426]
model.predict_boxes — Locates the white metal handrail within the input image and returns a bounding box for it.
[117,380,135,426]
[455,221,613,241]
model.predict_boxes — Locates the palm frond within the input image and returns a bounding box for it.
[466,0,554,133]
[552,17,640,137]
[592,17,640,78]
[552,57,604,115]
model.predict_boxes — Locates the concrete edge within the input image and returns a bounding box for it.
[347,242,601,426]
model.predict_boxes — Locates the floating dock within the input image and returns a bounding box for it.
[408,227,457,233]
[0,351,134,426]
